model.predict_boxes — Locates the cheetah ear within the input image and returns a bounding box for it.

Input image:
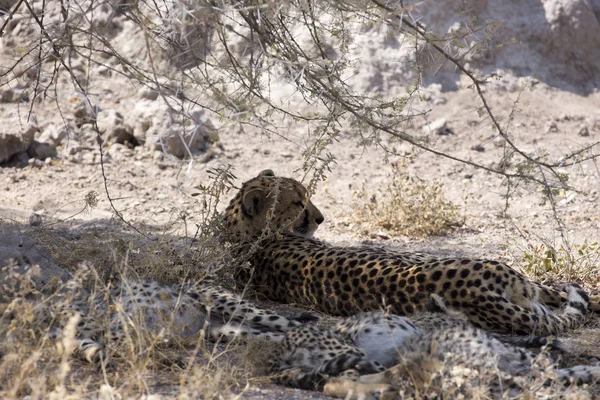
[258,169,275,178]
[242,187,268,217]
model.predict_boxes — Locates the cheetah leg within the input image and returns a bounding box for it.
[323,359,440,400]
[557,291,600,312]
[52,306,109,366]
[470,284,589,334]
[540,284,600,312]
[272,368,328,391]
[76,337,106,364]
[192,285,312,333]
[323,378,393,400]
[207,320,285,342]
[536,285,567,308]
[273,354,382,391]
[556,365,600,385]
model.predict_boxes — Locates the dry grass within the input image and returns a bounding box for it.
[520,241,600,287]
[1,167,597,399]
[0,251,259,399]
[352,162,464,238]
[0,171,257,399]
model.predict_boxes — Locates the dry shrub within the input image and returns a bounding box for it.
[501,225,600,289]
[0,262,89,399]
[520,241,600,287]
[0,260,254,399]
[353,162,463,237]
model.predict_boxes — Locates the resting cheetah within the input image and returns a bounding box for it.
[271,289,600,399]
[225,170,599,334]
[28,263,315,365]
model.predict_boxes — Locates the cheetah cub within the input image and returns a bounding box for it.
[16,263,315,366]
[271,285,599,399]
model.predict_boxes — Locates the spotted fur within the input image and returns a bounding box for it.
[225,170,598,335]
[272,290,600,399]
[47,268,314,365]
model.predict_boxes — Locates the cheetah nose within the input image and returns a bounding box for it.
[315,216,324,225]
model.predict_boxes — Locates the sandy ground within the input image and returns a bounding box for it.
[1,81,599,398]
[2,83,599,250]
[1,1,600,396]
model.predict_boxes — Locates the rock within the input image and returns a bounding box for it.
[29,213,43,227]
[137,87,160,101]
[152,150,165,161]
[9,151,30,166]
[423,118,453,135]
[437,126,454,136]
[97,109,137,146]
[400,0,600,91]
[38,124,71,147]
[578,126,590,137]
[129,100,217,158]
[155,125,209,158]
[27,140,57,160]
[545,121,559,133]
[73,101,97,127]
[0,231,72,298]
[1,89,14,103]
[80,151,99,165]
[153,110,215,159]
[106,143,134,161]
[28,158,44,168]
[471,144,485,152]
[0,114,38,164]
[66,145,84,156]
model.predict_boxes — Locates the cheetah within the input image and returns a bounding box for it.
[225,169,599,335]
[14,263,315,366]
[271,289,600,399]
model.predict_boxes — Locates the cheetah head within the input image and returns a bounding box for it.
[224,169,324,242]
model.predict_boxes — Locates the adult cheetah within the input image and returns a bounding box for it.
[225,169,598,335]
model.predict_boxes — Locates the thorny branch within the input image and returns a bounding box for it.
[20,0,148,237]
[1,0,599,236]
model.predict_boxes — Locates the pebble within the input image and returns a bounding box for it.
[578,126,590,137]
[29,213,43,226]
[28,158,44,168]
[545,121,559,133]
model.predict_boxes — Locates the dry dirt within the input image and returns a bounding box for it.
[2,84,599,257]
[1,0,600,398]
[2,81,600,399]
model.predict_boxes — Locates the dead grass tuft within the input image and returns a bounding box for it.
[352,162,464,238]
[0,258,261,399]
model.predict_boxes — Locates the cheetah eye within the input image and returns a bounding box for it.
[294,201,305,208]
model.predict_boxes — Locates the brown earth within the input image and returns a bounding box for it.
[1,0,600,398]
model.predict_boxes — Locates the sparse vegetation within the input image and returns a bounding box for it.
[502,236,600,290]
[352,162,464,237]
[1,0,599,398]
[0,257,260,399]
